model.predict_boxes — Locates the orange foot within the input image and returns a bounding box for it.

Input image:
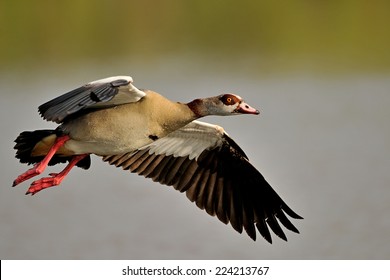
[25,154,88,195]
[26,173,64,195]
[13,163,46,187]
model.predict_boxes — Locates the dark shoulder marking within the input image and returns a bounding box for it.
[148,135,159,141]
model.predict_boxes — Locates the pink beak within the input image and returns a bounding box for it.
[236,102,260,115]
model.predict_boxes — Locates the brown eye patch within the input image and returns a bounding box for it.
[220,94,240,106]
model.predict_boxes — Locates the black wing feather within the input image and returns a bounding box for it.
[38,79,130,123]
[102,133,302,243]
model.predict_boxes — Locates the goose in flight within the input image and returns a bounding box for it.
[13,76,302,243]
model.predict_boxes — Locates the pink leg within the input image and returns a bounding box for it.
[13,135,70,187]
[26,154,88,195]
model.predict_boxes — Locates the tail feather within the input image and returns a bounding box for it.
[14,130,91,169]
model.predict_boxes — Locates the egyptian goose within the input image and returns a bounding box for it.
[13,76,302,243]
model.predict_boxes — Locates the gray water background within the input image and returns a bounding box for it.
[1,62,389,259]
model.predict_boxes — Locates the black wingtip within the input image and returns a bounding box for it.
[256,221,272,244]
[276,211,301,234]
[282,204,304,220]
[244,224,257,241]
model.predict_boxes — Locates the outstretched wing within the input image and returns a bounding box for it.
[38,76,146,123]
[103,120,302,243]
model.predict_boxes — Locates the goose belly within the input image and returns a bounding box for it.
[60,109,162,156]
[63,134,153,156]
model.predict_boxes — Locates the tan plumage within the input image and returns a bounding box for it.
[60,90,198,156]
[13,75,302,243]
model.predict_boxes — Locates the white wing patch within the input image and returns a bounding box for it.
[88,75,134,85]
[88,75,146,107]
[141,120,226,160]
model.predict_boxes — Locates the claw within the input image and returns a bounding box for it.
[13,163,45,187]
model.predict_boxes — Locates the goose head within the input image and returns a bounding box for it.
[187,93,260,117]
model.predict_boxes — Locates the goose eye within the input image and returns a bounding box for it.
[221,94,237,105]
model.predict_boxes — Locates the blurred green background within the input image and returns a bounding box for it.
[1,0,389,74]
[2,0,390,260]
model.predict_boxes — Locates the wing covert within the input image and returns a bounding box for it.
[38,76,145,123]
